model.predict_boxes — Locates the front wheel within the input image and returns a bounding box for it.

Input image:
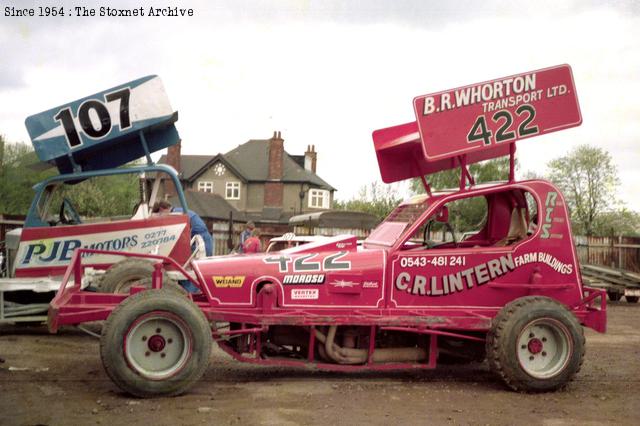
[626,295,639,304]
[486,296,585,392]
[100,289,211,397]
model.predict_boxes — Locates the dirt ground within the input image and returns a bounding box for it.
[1,302,639,426]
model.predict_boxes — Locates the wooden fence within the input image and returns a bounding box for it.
[575,235,640,273]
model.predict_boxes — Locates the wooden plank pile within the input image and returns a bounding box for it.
[581,264,640,303]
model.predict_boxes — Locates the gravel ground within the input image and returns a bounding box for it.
[1,301,639,426]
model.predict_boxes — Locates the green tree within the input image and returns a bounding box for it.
[409,157,512,193]
[0,137,55,215]
[408,158,511,233]
[547,145,619,236]
[52,174,141,218]
[333,182,402,221]
[591,209,640,237]
[0,135,141,218]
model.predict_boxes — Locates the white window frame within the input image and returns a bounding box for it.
[308,189,329,209]
[225,181,241,200]
[197,181,213,193]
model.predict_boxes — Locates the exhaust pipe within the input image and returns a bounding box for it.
[314,326,426,365]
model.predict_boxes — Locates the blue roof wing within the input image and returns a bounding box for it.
[25,75,179,174]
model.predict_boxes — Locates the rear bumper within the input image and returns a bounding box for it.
[579,286,607,333]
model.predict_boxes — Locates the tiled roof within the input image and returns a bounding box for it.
[159,139,335,190]
[168,190,245,221]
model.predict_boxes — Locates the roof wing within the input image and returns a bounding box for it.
[25,75,179,174]
[373,64,581,184]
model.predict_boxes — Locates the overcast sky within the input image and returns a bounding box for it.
[1,0,639,209]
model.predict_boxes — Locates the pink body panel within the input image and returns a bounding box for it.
[192,236,387,309]
[387,180,583,309]
[188,181,585,315]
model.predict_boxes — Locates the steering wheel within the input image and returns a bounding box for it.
[423,220,457,248]
[59,198,82,225]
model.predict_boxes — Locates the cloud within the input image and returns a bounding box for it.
[1,0,639,210]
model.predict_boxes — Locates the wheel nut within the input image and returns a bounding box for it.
[542,337,547,342]
[542,351,547,357]
[529,333,535,338]
[156,328,162,333]
[529,355,534,361]
[168,338,173,344]
[521,345,526,349]
[161,353,166,358]
[145,351,150,357]
[142,336,147,341]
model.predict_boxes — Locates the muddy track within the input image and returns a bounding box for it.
[1,302,639,426]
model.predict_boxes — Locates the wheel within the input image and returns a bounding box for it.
[607,291,622,302]
[486,296,585,392]
[97,259,179,294]
[100,289,211,397]
[626,295,639,304]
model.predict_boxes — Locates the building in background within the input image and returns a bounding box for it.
[159,131,338,250]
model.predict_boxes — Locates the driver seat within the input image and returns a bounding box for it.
[495,208,528,247]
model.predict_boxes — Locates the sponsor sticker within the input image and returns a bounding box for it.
[329,280,358,288]
[291,289,319,300]
[362,281,379,289]
[16,224,186,269]
[395,252,573,297]
[283,274,325,285]
[213,276,245,288]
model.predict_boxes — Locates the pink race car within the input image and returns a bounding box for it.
[49,65,605,397]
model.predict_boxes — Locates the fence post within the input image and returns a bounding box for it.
[610,236,615,269]
[618,235,623,270]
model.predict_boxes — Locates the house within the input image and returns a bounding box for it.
[159,131,336,247]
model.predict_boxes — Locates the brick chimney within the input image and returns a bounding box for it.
[165,141,182,197]
[264,131,284,207]
[304,144,317,173]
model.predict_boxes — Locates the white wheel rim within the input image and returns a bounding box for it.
[124,312,192,380]
[516,318,572,379]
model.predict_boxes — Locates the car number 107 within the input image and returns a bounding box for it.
[400,256,466,268]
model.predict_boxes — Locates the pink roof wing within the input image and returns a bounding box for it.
[373,65,582,183]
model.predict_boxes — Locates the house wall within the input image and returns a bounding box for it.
[192,164,247,211]
[283,183,304,214]
[246,184,265,212]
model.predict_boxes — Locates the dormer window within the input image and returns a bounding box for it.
[308,189,329,209]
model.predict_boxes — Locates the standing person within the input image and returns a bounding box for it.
[153,200,213,294]
[242,229,262,254]
[152,200,213,257]
[237,221,255,253]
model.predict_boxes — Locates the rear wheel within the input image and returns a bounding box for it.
[97,259,179,294]
[100,289,211,397]
[486,296,585,392]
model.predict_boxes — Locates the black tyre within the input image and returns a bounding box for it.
[607,291,622,302]
[486,296,585,392]
[97,259,178,294]
[626,295,639,304]
[100,289,211,397]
